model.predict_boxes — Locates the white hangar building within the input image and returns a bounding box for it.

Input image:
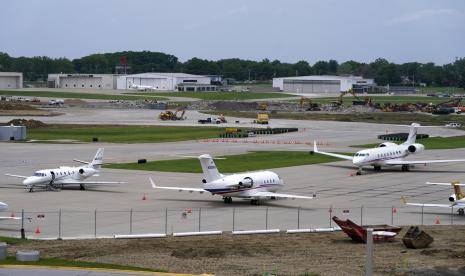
[47,74,118,89]
[272,75,374,94]
[0,72,23,89]
[117,73,215,91]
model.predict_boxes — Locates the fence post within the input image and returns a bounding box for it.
[21,209,25,239]
[329,206,333,228]
[265,207,268,230]
[451,206,454,225]
[58,209,62,239]
[232,208,235,232]
[165,208,168,235]
[94,209,97,238]
[421,205,424,225]
[198,207,202,232]
[391,206,394,225]
[297,207,300,229]
[130,208,133,235]
[360,205,363,226]
[366,228,373,276]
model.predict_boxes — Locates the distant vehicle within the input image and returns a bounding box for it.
[241,87,250,92]
[198,116,227,124]
[128,80,155,91]
[444,122,462,128]
[149,154,315,205]
[313,123,465,175]
[254,113,269,124]
[402,181,465,215]
[5,148,125,192]
[48,99,64,105]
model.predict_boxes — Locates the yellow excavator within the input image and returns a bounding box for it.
[158,107,186,120]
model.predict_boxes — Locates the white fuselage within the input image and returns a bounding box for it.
[129,83,154,91]
[204,171,284,198]
[0,202,7,210]
[353,144,411,167]
[23,166,97,188]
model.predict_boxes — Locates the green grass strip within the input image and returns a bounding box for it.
[0,90,167,101]
[126,91,293,100]
[105,151,344,173]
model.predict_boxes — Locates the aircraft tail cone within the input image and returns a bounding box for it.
[435,218,441,225]
[35,227,41,235]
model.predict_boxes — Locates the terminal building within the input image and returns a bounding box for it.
[272,75,375,94]
[47,74,118,89]
[0,72,23,89]
[116,73,216,91]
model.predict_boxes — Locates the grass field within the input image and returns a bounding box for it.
[205,110,465,126]
[0,256,165,273]
[105,151,342,173]
[351,135,465,150]
[125,91,294,100]
[28,125,224,143]
[0,90,168,101]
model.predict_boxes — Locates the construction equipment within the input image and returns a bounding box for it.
[257,102,268,111]
[331,89,364,107]
[332,216,402,243]
[158,108,186,121]
[299,97,321,111]
[430,97,463,114]
[254,113,269,124]
[402,226,434,249]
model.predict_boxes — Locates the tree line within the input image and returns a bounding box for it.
[0,51,464,88]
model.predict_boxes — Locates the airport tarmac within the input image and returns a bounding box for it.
[1,119,465,238]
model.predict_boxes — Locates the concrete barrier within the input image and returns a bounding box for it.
[115,233,167,239]
[286,229,313,234]
[173,231,222,237]
[16,250,40,262]
[232,229,280,235]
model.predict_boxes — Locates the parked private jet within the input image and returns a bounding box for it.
[149,154,315,205]
[0,202,20,221]
[128,81,155,91]
[402,181,465,215]
[5,148,125,192]
[313,123,465,175]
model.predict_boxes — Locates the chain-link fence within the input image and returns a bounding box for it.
[0,205,463,239]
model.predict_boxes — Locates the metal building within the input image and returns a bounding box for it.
[0,125,26,141]
[47,74,118,89]
[272,75,374,94]
[116,73,214,91]
[0,72,23,89]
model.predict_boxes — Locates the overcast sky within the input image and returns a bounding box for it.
[1,0,464,64]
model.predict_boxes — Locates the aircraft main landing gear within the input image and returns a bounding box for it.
[459,209,464,216]
[223,196,232,204]
[401,165,410,172]
[80,184,86,191]
[374,165,381,171]
[250,199,260,205]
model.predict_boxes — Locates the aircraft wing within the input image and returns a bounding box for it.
[313,141,353,161]
[73,159,90,165]
[0,216,21,221]
[252,191,314,199]
[5,174,28,179]
[425,182,465,186]
[59,181,127,186]
[385,159,465,165]
[405,202,454,208]
[149,177,206,194]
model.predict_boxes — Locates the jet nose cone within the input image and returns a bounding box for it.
[0,202,8,210]
[22,177,34,186]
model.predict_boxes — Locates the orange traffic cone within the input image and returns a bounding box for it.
[142,193,147,201]
[435,218,441,225]
[10,212,15,217]
[392,207,397,214]
[186,208,192,214]
[35,227,41,234]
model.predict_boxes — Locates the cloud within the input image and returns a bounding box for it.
[385,9,456,26]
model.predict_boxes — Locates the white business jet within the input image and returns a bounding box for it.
[313,123,465,175]
[402,181,465,215]
[6,148,125,192]
[0,201,20,221]
[150,154,314,205]
[128,80,155,91]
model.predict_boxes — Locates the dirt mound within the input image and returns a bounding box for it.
[7,119,48,128]
[208,101,258,110]
[65,99,88,106]
[0,102,37,110]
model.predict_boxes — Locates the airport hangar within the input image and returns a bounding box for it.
[48,74,119,89]
[272,75,375,94]
[0,72,23,89]
[116,73,216,91]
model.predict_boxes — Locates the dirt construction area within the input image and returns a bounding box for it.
[6,225,465,276]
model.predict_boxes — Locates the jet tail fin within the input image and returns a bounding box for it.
[452,181,465,200]
[198,154,222,183]
[403,123,420,145]
[90,148,104,169]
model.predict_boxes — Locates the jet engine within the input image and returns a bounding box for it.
[378,142,397,147]
[407,143,425,153]
[449,194,456,202]
[78,168,95,176]
[238,177,253,188]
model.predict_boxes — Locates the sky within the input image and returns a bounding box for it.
[1,0,464,64]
